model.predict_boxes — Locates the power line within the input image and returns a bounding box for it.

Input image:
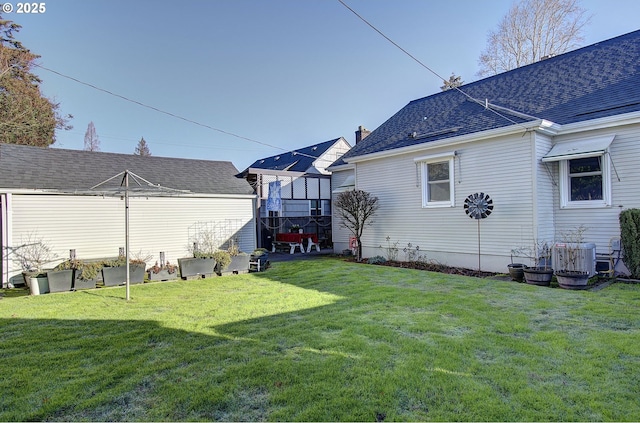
[33,64,320,160]
[336,0,531,128]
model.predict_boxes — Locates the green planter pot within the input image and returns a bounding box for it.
[102,264,146,287]
[47,269,74,293]
[178,257,216,279]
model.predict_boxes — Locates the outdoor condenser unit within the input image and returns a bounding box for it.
[552,242,597,276]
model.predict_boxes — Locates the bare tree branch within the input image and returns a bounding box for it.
[334,189,379,261]
[478,0,591,77]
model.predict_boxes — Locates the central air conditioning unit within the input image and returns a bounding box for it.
[552,242,597,276]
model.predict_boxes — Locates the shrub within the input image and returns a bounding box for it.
[368,256,387,265]
[620,209,640,278]
[213,250,231,271]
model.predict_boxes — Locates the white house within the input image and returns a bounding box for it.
[0,144,256,287]
[239,137,351,248]
[329,30,640,274]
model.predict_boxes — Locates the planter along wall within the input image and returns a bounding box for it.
[148,269,178,281]
[102,264,146,287]
[556,271,590,289]
[47,269,74,293]
[523,267,554,286]
[178,257,216,279]
[219,254,251,276]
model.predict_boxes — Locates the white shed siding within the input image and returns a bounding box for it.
[6,193,255,281]
[552,123,640,253]
[341,133,539,271]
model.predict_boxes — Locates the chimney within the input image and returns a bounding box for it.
[355,125,371,144]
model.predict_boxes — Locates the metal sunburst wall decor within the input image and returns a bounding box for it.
[464,192,494,271]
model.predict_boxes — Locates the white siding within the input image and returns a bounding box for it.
[331,169,355,252]
[314,138,351,174]
[5,193,255,282]
[335,133,539,271]
[552,124,640,254]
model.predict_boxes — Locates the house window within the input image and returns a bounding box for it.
[310,200,330,216]
[415,152,455,208]
[310,200,321,216]
[559,154,611,208]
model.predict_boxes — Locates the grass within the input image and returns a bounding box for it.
[1,257,639,421]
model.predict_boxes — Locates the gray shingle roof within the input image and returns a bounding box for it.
[0,144,254,195]
[335,30,640,165]
[242,138,342,174]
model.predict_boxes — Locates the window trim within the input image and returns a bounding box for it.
[415,152,455,208]
[558,153,611,209]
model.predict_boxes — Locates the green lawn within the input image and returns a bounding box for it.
[1,257,639,421]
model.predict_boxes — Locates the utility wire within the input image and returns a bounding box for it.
[336,0,530,128]
[33,64,320,160]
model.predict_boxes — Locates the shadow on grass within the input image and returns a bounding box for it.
[2,259,639,422]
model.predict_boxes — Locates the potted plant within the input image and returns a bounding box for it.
[512,240,554,286]
[102,252,148,287]
[72,259,104,290]
[148,252,178,281]
[507,261,526,282]
[213,250,231,276]
[47,260,76,293]
[555,226,591,289]
[216,242,250,275]
[12,232,57,295]
[250,248,270,272]
[179,229,217,279]
[290,224,301,233]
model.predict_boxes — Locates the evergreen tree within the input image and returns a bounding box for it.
[134,137,151,156]
[0,15,72,146]
[83,121,100,151]
[440,73,463,91]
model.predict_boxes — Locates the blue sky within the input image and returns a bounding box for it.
[7,0,640,170]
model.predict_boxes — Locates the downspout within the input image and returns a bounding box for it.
[530,131,539,243]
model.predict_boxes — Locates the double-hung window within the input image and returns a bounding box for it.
[415,152,455,208]
[558,155,610,208]
[542,136,614,209]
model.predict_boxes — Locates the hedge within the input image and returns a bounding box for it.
[620,209,640,279]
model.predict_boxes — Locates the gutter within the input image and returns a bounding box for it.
[344,119,558,164]
[0,188,256,199]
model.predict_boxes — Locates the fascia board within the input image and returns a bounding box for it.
[345,119,556,164]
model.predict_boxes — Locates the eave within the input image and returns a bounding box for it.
[344,119,558,164]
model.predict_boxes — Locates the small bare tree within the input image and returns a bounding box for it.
[477,0,591,77]
[83,121,100,151]
[134,137,151,156]
[334,189,379,261]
